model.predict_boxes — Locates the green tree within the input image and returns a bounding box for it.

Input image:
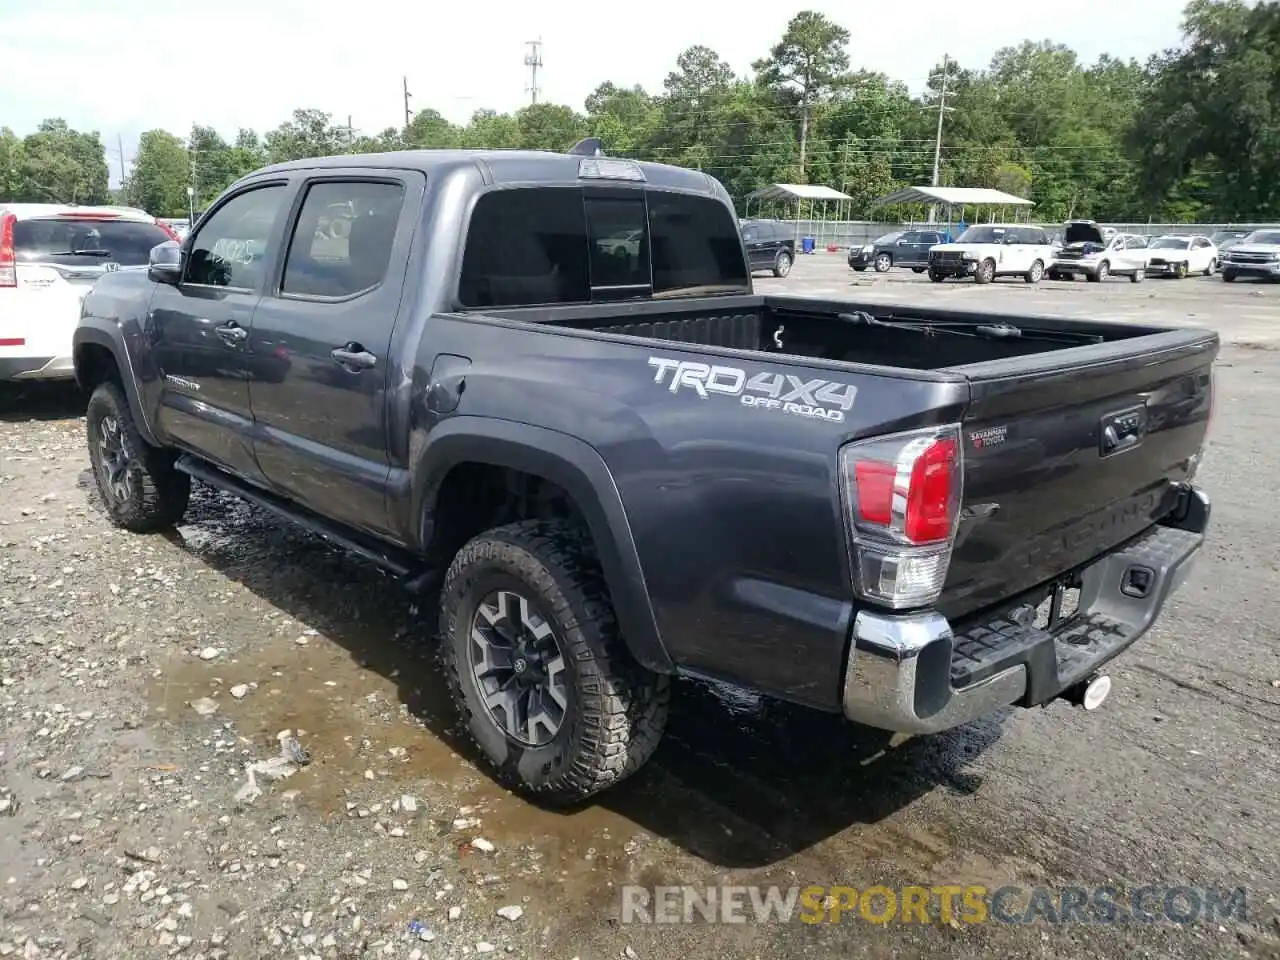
[515,103,587,151]
[264,109,350,163]
[753,11,851,179]
[0,127,22,199]
[405,109,460,148]
[125,130,190,216]
[15,119,110,204]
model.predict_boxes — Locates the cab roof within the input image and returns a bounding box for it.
[252,149,721,196]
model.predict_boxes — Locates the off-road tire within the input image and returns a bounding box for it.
[974,258,996,284]
[438,519,670,806]
[85,381,190,533]
[773,251,792,278]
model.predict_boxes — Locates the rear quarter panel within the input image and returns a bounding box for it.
[409,314,969,710]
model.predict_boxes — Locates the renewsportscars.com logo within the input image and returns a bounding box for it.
[647,356,858,423]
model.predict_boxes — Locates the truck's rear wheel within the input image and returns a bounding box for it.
[974,258,996,284]
[439,519,669,805]
[85,381,190,533]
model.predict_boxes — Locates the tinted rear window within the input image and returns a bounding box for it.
[458,187,747,308]
[13,218,171,267]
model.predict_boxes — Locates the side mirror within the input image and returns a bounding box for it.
[148,241,183,285]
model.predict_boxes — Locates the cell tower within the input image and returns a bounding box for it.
[524,39,543,105]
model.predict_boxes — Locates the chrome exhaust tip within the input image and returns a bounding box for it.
[1062,673,1112,711]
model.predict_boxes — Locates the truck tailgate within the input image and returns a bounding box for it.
[941,328,1217,620]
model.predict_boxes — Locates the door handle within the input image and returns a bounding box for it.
[215,321,248,344]
[331,343,377,371]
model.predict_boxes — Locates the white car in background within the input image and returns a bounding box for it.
[926,223,1057,284]
[1143,234,1219,279]
[1048,221,1153,283]
[1,204,179,383]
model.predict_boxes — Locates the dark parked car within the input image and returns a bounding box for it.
[74,145,1215,805]
[849,228,946,273]
[1209,230,1251,255]
[740,218,795,277]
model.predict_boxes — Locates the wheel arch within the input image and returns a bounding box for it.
[412,417,674,674]
[72,323,161,447]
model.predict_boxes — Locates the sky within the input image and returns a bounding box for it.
[0,0,1191,187]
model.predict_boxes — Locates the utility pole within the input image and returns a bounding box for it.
[929,54,953,224]
[403,76,412,130]
[524,39,543,105]
[189,148,199,222]
[347,114,354,147]
[116,134,127,187]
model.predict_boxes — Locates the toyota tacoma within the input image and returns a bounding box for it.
[72,144,1216,804]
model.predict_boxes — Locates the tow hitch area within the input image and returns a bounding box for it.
[1060,673,1112,711]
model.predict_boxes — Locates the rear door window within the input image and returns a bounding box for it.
[281,180,406,298]
[12,217,173,268]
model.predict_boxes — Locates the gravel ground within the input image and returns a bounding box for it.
[2,263,1279,959]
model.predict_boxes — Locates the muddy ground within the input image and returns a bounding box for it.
[2,264,1279,959]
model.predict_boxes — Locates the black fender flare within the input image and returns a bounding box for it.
[412,416,674,674]
[72,321,162,447]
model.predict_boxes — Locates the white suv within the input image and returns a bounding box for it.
[927,223,1056,284]
[1,204,178,383]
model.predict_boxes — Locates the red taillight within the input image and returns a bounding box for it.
[0,338,25,347]
[0,212,16,288]
[905,437,958,543]
[840,425,964,608]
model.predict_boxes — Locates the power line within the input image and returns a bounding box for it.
[524,39,543,106]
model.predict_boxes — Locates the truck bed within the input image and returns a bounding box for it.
[469,293,1215,675]
[483,294,1169,373]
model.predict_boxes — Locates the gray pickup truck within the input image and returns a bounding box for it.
[73,144,1216,804]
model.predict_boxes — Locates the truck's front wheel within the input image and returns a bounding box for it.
[85,381,190,533]
[438,519,670,805]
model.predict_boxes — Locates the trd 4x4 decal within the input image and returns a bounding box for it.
[647,356,857,423]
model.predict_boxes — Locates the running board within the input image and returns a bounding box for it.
[174,454,432,583]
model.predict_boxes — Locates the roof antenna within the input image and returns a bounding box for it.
[567,137,604,157]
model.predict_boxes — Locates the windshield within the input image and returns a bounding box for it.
[955,226,1010,244]
[13,217,171,267]
[1211,231,1248,244]
[1243,230,1280,245]
[1150,237,1191,250]
[873,232,903,244]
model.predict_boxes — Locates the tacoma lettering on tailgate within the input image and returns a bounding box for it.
[647,356,857,423]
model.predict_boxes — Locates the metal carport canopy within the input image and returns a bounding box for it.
[744,183,853,202]
[870,186,1034,207]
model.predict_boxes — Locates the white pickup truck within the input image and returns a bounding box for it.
[1048,221,1152,283]
[926,223,1056,284]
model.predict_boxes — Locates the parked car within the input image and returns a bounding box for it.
[1209,230,1251,256]
[927,223,1056,283]
[1144,235,1219,278]
[848,230,901,271]
[849,228,946,274]
[739,218,795,278]
[1048,221,1152,283]
[73,146,1215,804]
[1,203,180,383]
[1219,229,1280,282]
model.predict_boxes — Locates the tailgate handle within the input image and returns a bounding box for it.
[1100,406,1147,457]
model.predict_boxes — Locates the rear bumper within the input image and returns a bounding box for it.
[841,487,1209,734]
[0,355,75,381]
